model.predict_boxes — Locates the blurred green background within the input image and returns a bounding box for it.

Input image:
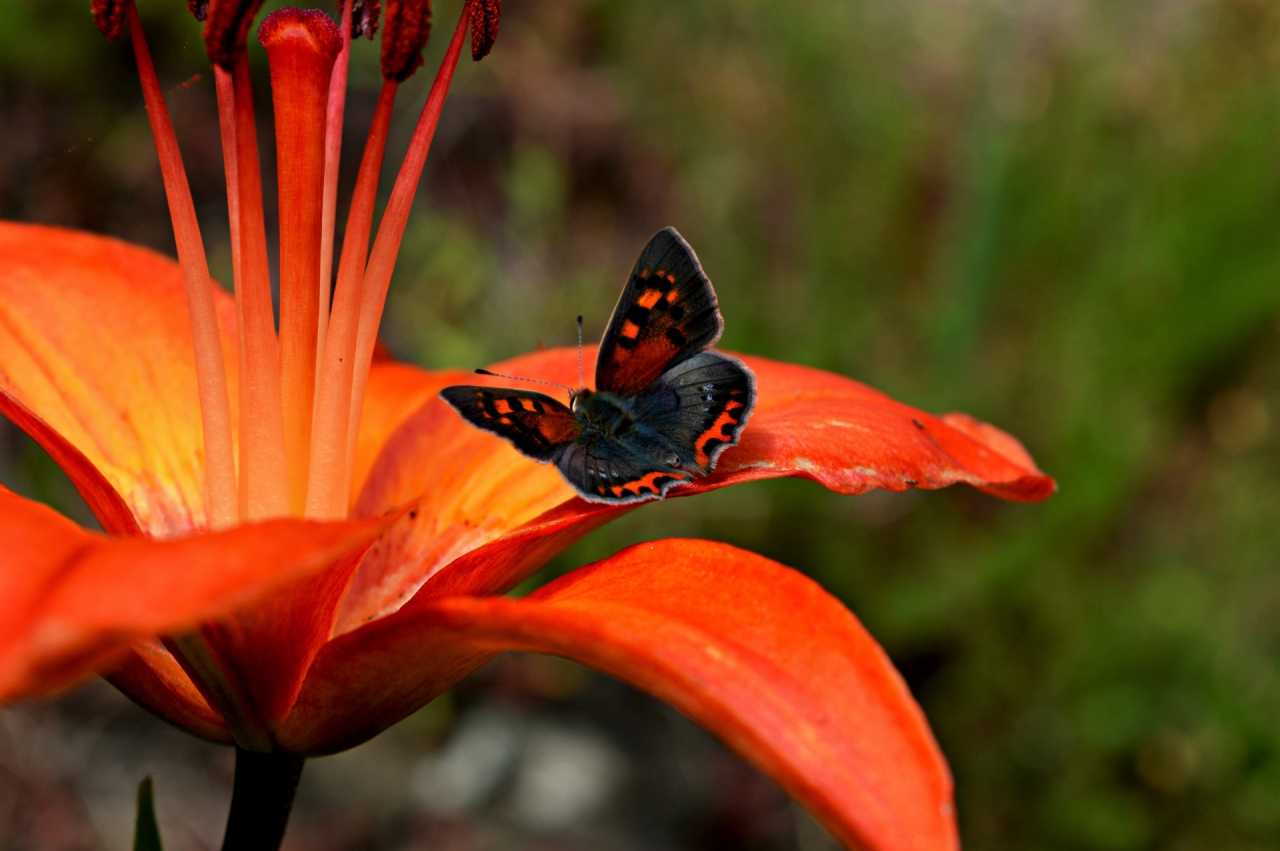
[4,0,1280,848]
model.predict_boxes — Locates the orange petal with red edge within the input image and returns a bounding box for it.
[0,486,389,705]
[338,346,1053,628]
[0,222,239,538]
[282,539,957,851]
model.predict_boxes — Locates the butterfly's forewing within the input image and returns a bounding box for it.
[595,228,725,398]
[438,387,582,463]
[556,437,693,504]
[632,351,756,473]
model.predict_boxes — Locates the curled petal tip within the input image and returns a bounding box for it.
[380,0,432,82]
[468,0,500,61]
[91,0,127,42]
[187,0,209,22]
[203,0,266,68]
[349,0,381,40]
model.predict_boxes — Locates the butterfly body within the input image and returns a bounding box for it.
[441,228,755,504]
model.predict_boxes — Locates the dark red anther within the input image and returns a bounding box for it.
[203,0,267,68]
[468,0,500,61]
[91,0,127,41]
[380,0,432,82]
[187,0,209,21]
[350,0,381,40]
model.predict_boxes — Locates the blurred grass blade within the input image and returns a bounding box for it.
[133,776,163,851]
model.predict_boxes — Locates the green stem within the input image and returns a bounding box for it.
[220,748,306,851]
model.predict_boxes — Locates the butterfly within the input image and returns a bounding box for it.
[440,227,756,504]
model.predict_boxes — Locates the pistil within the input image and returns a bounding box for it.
[124,1,238,530]
[259,10,343,516]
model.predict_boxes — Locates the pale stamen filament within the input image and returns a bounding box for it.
[316,0,355,397]
[125,0,237,530]
[345,10,472,500]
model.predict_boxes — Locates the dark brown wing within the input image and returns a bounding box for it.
[439,386,582,463]
[595,227,724,398]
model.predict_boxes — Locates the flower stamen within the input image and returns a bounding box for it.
[381,0,433,83]
[307,82,398,519]
[308,0,432,518]
[317,0,359,397]
[125,1,237,530]
[468,0,500,60]
[345,6,469,496]
[91,0,127,42]
[215,56,289,521]
[203,0,266,69]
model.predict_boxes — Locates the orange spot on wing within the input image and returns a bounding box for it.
[621,470,689,497]
[637,289,663,309]
[664,290,679,304]
[695,409,741,468]
[665,273,676,283]
[620,320,641,339]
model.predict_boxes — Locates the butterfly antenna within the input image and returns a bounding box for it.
[576,315,585,391]
[474,369,576,405]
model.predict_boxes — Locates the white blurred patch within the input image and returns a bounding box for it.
[411,707,522,814]
[411,707,627,831]
[508,723,626,830]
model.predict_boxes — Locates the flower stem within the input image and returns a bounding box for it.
[221,748,306,851]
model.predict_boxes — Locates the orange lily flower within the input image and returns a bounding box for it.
[0,1,1054,849]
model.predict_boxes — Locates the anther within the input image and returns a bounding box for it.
[203,0,267,68]
[381,0,432,82]
[350,0,381,40]
[91,0,127,42]
[468,0,500,60]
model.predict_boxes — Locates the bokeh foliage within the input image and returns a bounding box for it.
[4,0,1280,848]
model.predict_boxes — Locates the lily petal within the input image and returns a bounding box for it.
[0,222,239,538]
[0,487,391,704]
[350,361,469,505]
[338,348,1053,628]
[283,539,957,851]
[107,640,233,744]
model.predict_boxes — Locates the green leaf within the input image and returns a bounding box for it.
[133,776,163,851]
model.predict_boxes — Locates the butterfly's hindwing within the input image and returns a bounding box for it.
[595,227,725,398]
[556,437,693,504]
[631,351,756,473]
[438,386,581,462]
